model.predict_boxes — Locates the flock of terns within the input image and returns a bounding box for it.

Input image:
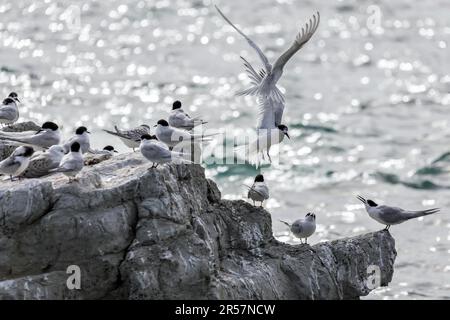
[0,7,442,244]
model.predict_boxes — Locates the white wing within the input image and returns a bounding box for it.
[215,5,272,73]
[272,12,320,73]
[256,97,276,130]
[0,106,18,121]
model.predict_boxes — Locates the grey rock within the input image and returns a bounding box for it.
[0,152,397,299]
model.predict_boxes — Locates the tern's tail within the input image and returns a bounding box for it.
[406,208,440,219]
[236,84,285,104]
[103,129,136,141]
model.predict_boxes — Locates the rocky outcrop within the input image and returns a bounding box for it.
[0,152,397,300]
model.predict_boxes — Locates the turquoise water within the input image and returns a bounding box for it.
[1,0,449,299]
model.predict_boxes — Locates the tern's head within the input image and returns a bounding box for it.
[172,100,182,110]
[14,146,34,158]
[155,119,169,127]
[75,126,90,135]
[103,145,118,153]
[277,124,290,139]
[2,97,16,106]
[367,200,378,207]
[141,134,157,141]
[41,121,59,132]
[48,145,65,156]
[8,92,20,103]
[70,142,81,152]
[254,174,264,182]
[356,195,378,209]
[305,212,316,221]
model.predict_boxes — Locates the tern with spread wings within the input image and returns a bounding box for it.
[216,6,319,164]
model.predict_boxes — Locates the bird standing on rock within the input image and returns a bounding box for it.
[0,121,61,150]
[21,145,65,178]
[50,142,84,182]
[245,174,269,206]
[280,213,317,244]
[357,195,440,230]
[0,96,19,127]
[62,126,91,154]
[168,100,207,131]
[154,119,215,149]
[139,134,191,169]
[0,145,34,181]
[103,124,150,151]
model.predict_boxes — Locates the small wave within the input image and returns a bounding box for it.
[205,160,265,177]
[374,171,450,190]
[290,123,338,133]
[431,151,450,164]
[414,166,449,176]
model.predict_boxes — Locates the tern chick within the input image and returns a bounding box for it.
[103,124,150,151]
[21,145,65,178]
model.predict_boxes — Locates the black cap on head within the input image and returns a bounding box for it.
[22,146,34,157]
[306,212,316,219]
[141,134,152,140]
[103,145,115,151]
[42,121,59,130]
[278,124,290,139]
[8,92,18,98]
[157,119,169,126]
[75,126,89,134]
[254,174,264,182]
[2,97,15,105]
[172,100,182,110]
[70,142,81,152]
[367,200,378,207]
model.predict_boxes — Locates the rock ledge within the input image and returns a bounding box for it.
[0,152,396,299]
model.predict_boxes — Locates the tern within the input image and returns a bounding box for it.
[103,124,150,151]
[154,119,215,149]
[357,195,440,230]
[0,145,34,181]
[0,121,61,149]
[139,134,191,168]
[280,213,317,244]
[21,145,65,178]
[244,174,269,206]
[0,96,19,127]
[50,141,84,182]
[168,100,207,131]
[62,126,91,154]
[216,6,317,164]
